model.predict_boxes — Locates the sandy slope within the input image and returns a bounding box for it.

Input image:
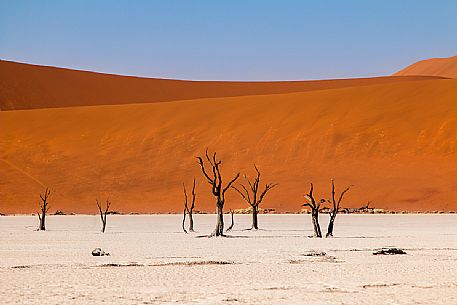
[1,215,457,305]
[1,78,456,214]
[0,60,443,110]
[394,55,457,78]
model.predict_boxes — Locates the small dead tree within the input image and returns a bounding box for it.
[303,183,325,238]
[232,165,277,230]
[197,149,239,237]
[182,205,188,234]
[37,187,51,231]
[182,178,196,233]
[96,199,111,233]
[226,210,235,232]
[326,179,351,237]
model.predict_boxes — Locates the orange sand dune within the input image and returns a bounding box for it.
[0,60,444,110]
[1,78,456,214]
[394,55,457,78]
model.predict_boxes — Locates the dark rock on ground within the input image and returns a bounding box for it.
[302,251,327,257]
[92,248,110,256]
[373,248,406,255]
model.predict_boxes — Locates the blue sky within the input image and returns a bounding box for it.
[1,0,456,80]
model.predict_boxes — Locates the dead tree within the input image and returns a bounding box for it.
[326,179,351,237]
[303,183,325,238]
[197,149,239,237]
[182,178,196,233]
[37,188,51,231]
[96,199,111,233]
[226,210,235,232]
[232,165,277,230]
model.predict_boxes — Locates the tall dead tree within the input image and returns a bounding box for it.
[303,183,325,238]
[232,165,277,230]
[326,179,351,237]
[37,188,51,231]
[96,199,111,233]
[197,149,239,237]
[182,178,196,233]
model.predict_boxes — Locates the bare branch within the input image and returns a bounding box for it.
[244,174,255,192]
[304,183,316,208]
[105,199,111,214]
[240,184,251,203]
[253,164,261,197]
[253,164,261,179]
[257,183,277,205]
[222,173,240,195]
[337,186,352,210]
[205,148,215,167]
[232,185,250,204]
[196,157,213,185]
[215,160,222,188]
[96,199,102,213]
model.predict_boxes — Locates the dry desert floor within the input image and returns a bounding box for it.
[1,214,457,304]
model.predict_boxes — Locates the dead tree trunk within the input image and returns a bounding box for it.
[182,206,188,234]
[182,184,189,234]
[182,179,196,233]
[232,165,276,230]
[303,183,325,238]
[188,179,196,232]
[96,199,111,233]
[226,210,235,232]
[37,188,51,231]
[326,179,351,237]
[311,209,322,238]
[326,214,335,237]
[182,178,196,233]
[197,149,239,237]
[214,201,224,236]
[188,208,195,232]
[252,205,258,230]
